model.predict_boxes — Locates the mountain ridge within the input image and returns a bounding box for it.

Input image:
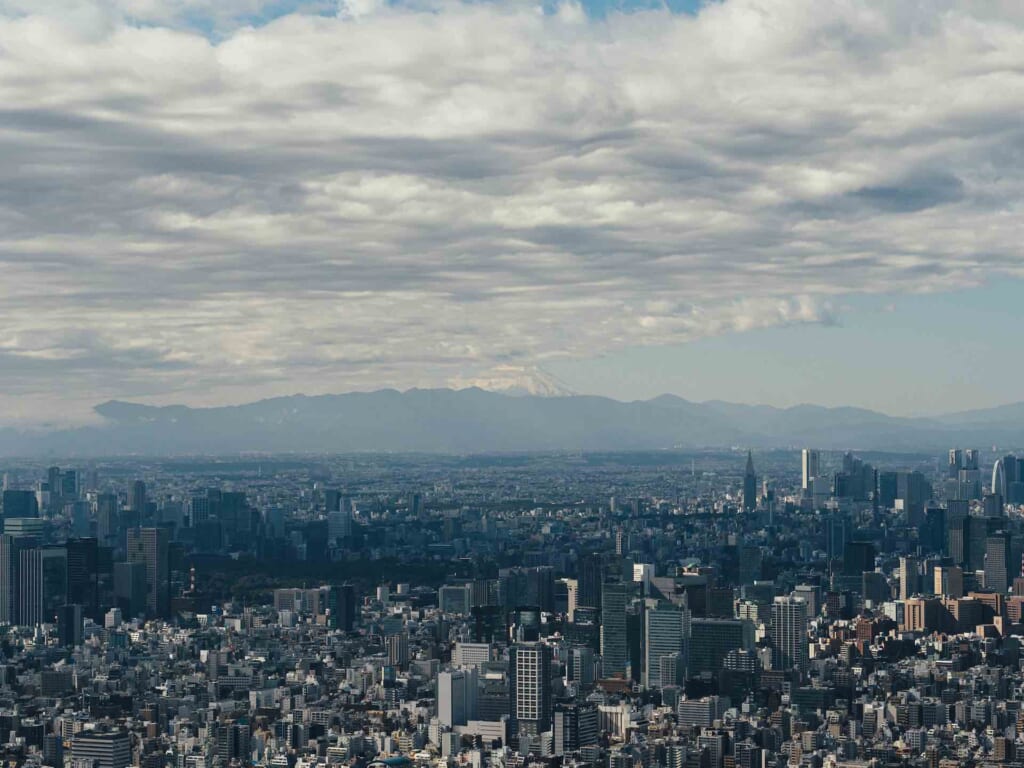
[1,388,1023,456]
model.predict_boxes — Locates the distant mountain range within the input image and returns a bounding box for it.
[2,388,1024,456]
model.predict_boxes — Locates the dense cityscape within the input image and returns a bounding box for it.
[0,447,1021,768]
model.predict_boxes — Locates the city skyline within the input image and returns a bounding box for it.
[2,0,1024,424]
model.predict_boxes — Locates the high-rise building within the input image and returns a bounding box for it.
[1,490,38,520]
[600,581,630,678]
[801,449,820,491]
[899,556,919,600]
[327,583,356,631]
[770,596,808,674]
[18,545,67,627]
[126,527,169,618]
[985,532,1012,594]
[130,480,147,515]
[743,451,757,512]
[438,667,479,727]
[644,601,684,689]
[57,603,83,647]
[689,618,750,677]
[553,702,598,756]
[113,561,147,619]
[577,554,603,611]
[66,538,99,620]
[948,448,982,501]
[934,565,964,598]
[509,641,553,738]
[96,493,119,547]
[386,632,409,669]
[0,534,27,624]
[215,721,251,764]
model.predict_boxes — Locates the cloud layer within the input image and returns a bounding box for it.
[1,0,1023,423]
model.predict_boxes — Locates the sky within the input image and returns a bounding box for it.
[1,0,1024,425]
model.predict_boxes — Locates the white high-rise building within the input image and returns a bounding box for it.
[770,596,808,674]
[438,667,479,727]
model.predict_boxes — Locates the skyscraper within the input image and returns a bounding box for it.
[985,532,1012,594]
[509,641,553,739]
[644,600,684,689]
[66,538,99,620]
[438,667,479,727]
[0,534,27,624]
[600,581,630,678]
[898,556,919,600]
[743,451,757,512]
[577,553,603,611]
[18,545,67,627]
[802,449,820,491]
[770,596,808,674]
[126,527,170,618]
[130,480,147,515]
[1,490,38,520]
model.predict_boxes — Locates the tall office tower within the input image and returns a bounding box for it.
[934,565,964,598]
[130,480,147,515]
[553,702,599,756]
[922,507,946,555]
[983,493,1004,518]
[600,581,630,678]
[327,510,352,546]
[743,451,757,512]
[113,561,147,618]
[188,493,210,526]
[1,489,38,520]
[644,601,684,689]
[561,578,578,621]
[72,731,131,768]
[439,583,472,615]
[577,554,603,611]
[824,513,852,562]
[58,603,83,647]
[985,532,1012,594]
[948,449,964,478]
[770,596,808,674]
[96,493,119,547]
[215,721,251,764]
[386,632,409,669]
[324,488,342,513]
[899,556,919,600]
[126,527,169,618]
[842,541,876,579]
[18,545,67,627]
[438,667,479,727]
[409,492,424,521]
[833,452,877,502]
[802,449,820,491]
[948,448,982,500]
[509,641,553,739]
[689,618,750,677]
[66,538,99,620]
[327,583,356,631]
[0,534,24,624]
[569,647,595,689]
[47,467,62,511]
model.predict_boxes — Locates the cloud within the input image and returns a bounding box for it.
[0,0,1023,422]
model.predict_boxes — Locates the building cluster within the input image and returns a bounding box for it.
[0,447,1023,768]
